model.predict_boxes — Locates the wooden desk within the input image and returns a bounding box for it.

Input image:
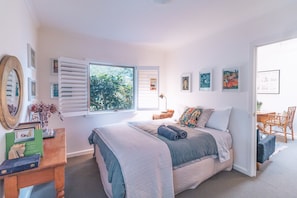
[0,128,67,198]
[257,112,275,133]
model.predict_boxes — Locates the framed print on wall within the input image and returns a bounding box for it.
[27,43,36,69]
[28,78,36,101]
[181,73,192,92]
[199,70,212,91]
[51,83,59,98]
[256,69,280,94]
[222,67,240,91]
[51,59,58,75]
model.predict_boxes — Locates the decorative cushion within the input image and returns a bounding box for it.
[206,107,232,132]
[179,107,202,127]
[196,109,214,128]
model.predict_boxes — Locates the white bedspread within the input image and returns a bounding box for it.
[94,123,174,198]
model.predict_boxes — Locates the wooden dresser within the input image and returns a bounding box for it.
[0,128,67,198]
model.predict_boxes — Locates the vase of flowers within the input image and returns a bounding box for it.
[29,102,63,131]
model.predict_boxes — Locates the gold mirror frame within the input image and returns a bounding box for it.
[0,55,24,129]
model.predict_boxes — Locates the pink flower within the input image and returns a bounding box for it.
[29,102,63,121]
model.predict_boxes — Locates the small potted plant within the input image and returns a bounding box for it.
[257,101,263,111]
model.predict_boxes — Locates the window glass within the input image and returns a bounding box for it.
[89,63,135,111]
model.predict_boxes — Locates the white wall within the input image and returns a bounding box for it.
[37,28,167,157]
[165,4,297,176]
[0,0,38,195]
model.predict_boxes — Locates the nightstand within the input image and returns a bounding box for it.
[152,109,174,120]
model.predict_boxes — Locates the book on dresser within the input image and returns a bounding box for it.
[5,129,44,159]
[0,153,41,176]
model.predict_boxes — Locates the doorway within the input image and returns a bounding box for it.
[255,37,297,171]
[256,37,297,129]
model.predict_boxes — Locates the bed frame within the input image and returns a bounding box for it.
[94,145,233,197]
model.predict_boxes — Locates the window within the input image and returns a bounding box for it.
[89,63,135,111]
[59,57,159,117]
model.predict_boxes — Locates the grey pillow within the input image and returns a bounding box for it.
[196,109,214,128]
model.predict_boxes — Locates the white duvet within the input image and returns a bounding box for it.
[94,123,175,198]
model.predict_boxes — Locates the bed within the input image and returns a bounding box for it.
[88,107,234,198]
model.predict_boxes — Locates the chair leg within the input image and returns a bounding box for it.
[284,127,287,143]
[290,126,294,141]
[257,162,260,170]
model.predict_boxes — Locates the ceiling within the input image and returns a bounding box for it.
[26,0,293,49]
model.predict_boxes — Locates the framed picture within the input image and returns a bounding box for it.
[14,128,35,143]
[28,78,36,101]
[256,70,280,94]
[181,73,192,92]
[51,83,59,98]
[15,121,41,130]
[150,78,157,91]
[27,43,36,69]
[222,67,240,91]
[199,70,212,91]
[51,59,59,75]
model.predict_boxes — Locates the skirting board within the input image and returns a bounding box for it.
[233,164,252,177]
[67,148,93,158]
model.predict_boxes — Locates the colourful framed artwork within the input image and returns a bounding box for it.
[181,73,192,92]
[51,58,58,75]
[256,70,280,94]
[199,70,212,91]
[222,67,240,91]
[51,83,59,98]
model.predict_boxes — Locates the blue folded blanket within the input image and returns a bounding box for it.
[167,125,188,139]
[157,125,179,141]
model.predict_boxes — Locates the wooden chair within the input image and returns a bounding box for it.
[265,106,296,143]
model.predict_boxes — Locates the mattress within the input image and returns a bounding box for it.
[95,145,233,197]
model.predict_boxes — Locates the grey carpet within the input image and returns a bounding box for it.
[31,137,297,198]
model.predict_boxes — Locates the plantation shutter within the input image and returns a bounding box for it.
[58,57,88,117]
[137,67,159,109]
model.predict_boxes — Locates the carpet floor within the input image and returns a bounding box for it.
[31,137,297,198]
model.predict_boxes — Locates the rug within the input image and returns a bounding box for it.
[271,141,288,157]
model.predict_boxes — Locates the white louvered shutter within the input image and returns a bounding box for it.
[58,57,88,117]
[137,67,159,109]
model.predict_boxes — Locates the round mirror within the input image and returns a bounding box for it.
[0,55,24,129]
[6,70,20,116]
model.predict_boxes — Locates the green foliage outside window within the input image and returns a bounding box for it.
[89,64,134,111]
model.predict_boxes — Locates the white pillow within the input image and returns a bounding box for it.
[205,107,232,132]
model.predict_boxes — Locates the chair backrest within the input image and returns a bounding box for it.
[287,106,296,128]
